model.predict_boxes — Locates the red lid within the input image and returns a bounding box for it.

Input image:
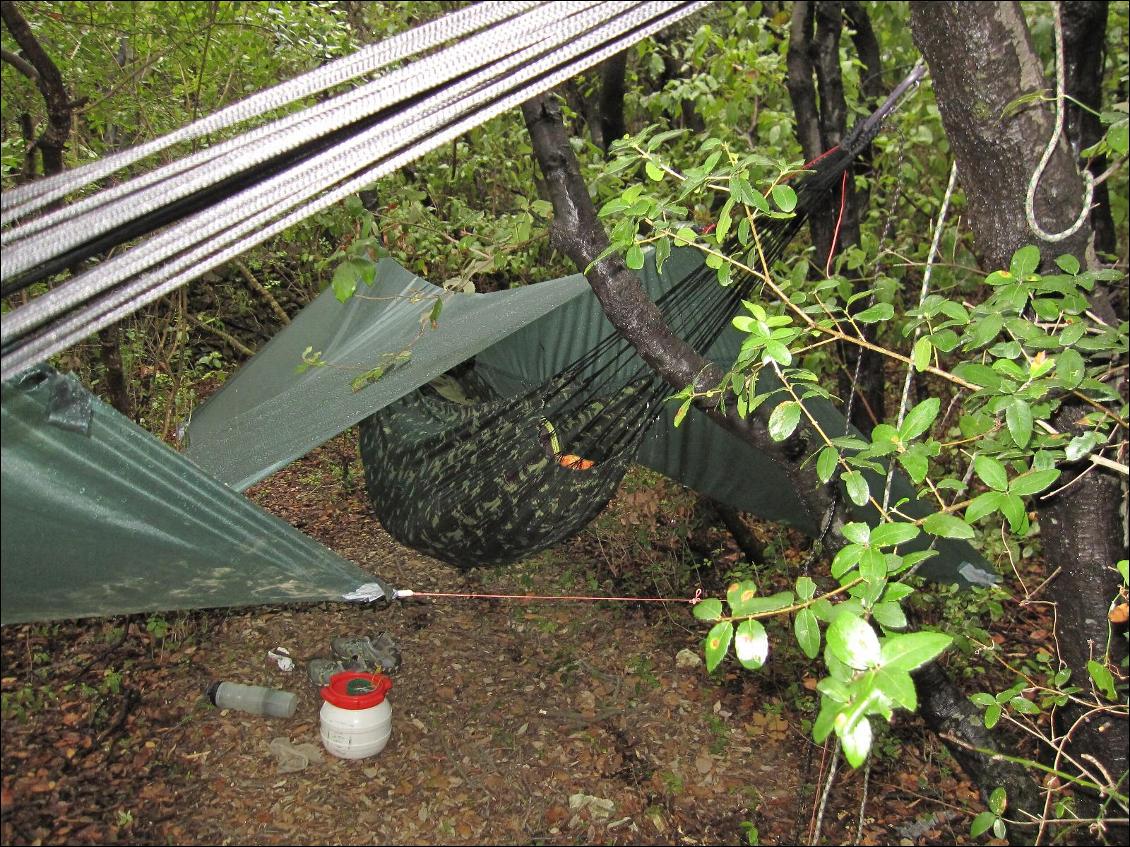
[320,671,392,709]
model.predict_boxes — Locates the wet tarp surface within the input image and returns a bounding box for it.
[184,259,590,491]
[1,366,374,624]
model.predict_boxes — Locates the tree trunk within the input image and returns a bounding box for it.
[910,2,1127,838]
[1062,1,1117,258]
[520,93,837,538]
[1,0,72,178]
[786,1,884,431]
[598,51,628,151]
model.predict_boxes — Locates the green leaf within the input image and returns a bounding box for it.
[971,811,998,838]
[1008,468,1060,496]
[838,714,873,768]
[1005,398,1033,448]
[898,451,929,484]
[1087,659,1117,700]
[654,235,671,275]
[1055,348,1085,389]
[922,513,974,539]
[900,398,940,441]
[762,339,793,365]
[625,243,645,270]
[816,446,839,483]
[332,262,360,302]
[855,303,895,323]
[734,619,769,669]
[827,612,881,670]
[727,580,760,617]
[872,602,908,630]
[984,703,1002,729]
[1009,696,1040,715]
[974,455,1009,492]
[966,491,1004,523]
[768,401,801,441]
[704,621,733,672]
[875,666,916,710]
[879,631,953,672]
[738,592,795,615]
[794,608,821,659]
[1010,245,1041,278]
[795,576,817,600]
[771,184,797,213]
[844,471,870,507]
[673,398,692,428]
[954,362,1002,389]
[989,786,1007,816]
[842,522,871,545]
[645,160,664,182]
[969,692,996,708]
[859,547,887,588]
[693,597,723,621]
[967,314,1003,348]
[912,337,932,372]
[673,226,698,246]
[999,493,1028,534]
[870,522,920,548]
[830,544,863,579]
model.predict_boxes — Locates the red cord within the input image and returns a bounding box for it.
[825,169,849,277]
[400,588,703,604]
[802,144,840,170]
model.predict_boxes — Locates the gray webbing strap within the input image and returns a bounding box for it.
[0,2,708,380]
[0,1,538,223]
[1,2,600,274]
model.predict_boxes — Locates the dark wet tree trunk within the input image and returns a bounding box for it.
[910,2,1127,839]
[1062,1,1117,258]
[598,51,628,151]
[786,1,885,431]
[1,0,72,179]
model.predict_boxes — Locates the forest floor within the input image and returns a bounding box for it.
[1,430,1019,846]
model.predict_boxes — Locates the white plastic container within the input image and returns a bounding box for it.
[319,671,393,759]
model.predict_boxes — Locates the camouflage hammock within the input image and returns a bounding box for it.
[358,130,866,568]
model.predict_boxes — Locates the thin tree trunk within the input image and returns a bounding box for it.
[1,0,72,178]
[786,0,884,431]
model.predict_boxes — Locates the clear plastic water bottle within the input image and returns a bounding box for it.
[207,681,297,718]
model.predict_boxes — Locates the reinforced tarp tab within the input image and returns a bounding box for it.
[1,366,375,624]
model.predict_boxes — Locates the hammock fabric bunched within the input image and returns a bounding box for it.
[357,70,923,568]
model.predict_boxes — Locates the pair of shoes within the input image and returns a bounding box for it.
[330,633,401,674]
[306,633,401,686]
[307,656,366,686]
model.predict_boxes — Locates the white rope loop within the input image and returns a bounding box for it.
[1024,0,1094,244]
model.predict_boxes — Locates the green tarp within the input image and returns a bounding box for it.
[187,253,997,587]
[1,366,378,624]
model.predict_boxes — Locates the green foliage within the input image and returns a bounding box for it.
[603,58,1127,777]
